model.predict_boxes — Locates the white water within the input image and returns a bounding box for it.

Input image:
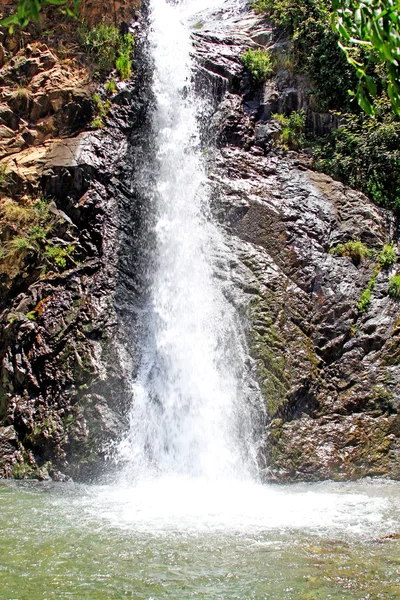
[113,0,397,539]
[118,0,260,483]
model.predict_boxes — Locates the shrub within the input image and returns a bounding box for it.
[313,102,400,214]
[378,244,397,268]
[81,21,120,77]
[388,274,400,298]
[242,48,273,83]
[81,23,134,80]
[251,0,356,109]
[330,239,372,264]
[273,110,305,150]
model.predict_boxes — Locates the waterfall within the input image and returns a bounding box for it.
[118,0,262,483]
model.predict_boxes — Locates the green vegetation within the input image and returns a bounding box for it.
[329,239,398,311]
[388,273,400,298]
[252,0,400,215]
[358,287,372,313]
[91,93,111,129]
[44,244,75,269]
[330,239,372,264]
[273,110,305,150]
[105,79,118,96]
[252,0,356,109]
[116,32,134,80]
[0,197,75,273]
[313,103,400,213]
[379,243,397,268]
[241,48,273,83]
[357,264,380,313]
[81,21,134,80]
[0,0,80,31]
[332,0,400,115]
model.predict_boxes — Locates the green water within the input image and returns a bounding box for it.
[0,480,399,599]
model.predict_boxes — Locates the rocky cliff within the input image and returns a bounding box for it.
[192,4,400,481]
[0,0,399,482]
[0,0,144,480]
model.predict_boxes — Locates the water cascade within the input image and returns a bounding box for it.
[1,2,400,597]
[118,0,263,484]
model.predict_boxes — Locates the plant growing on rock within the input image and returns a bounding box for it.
[116,33,134,80]
[105,79,118,96]
[81,21,134,80]
[358,287,372,313]
[81,21,120,76]
[241,48,273,83]
[44,244,75,269]
[330,239,372,265]
[388,274,400,298]
[0,164,11,189]
[378,243,397,268]
[273,111,305,150]
[0,196,75,276]
[91,93,111,129]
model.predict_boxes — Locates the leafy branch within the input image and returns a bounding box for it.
[0,0,81,31]
[332,0,400,115]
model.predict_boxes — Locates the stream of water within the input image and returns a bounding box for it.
[1,1,399,598]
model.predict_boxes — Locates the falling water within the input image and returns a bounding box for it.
[118,0,261,483]
[1,4,399,598]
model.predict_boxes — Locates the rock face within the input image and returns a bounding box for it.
[0,4,151,480]
[192,4,400,481]
[0,1,399,483]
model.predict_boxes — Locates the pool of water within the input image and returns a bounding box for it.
[1,478,399,599]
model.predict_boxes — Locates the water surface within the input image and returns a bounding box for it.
[1,479,399,599]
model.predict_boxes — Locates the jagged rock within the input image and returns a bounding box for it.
[194,5,400,481]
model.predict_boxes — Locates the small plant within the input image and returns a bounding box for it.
[241,48,273,83]
[388,274,400,298]
[116,54,131,80]
[105,79,118,96]
[358,288,371,313]
[0,163,11,188]
[44,244,75,269]
[330,239,372,265]
[91,94,111,128]
[116,32,134,80]
[10,85,32,108]
[273,111,305,150]
[378,244,397,268]
[91,117,105,129]
[81,22,134,80]
[8,236,35,253]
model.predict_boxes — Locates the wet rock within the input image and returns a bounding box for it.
[195,4,400,482]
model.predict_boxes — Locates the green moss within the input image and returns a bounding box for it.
[249,295,290,417]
